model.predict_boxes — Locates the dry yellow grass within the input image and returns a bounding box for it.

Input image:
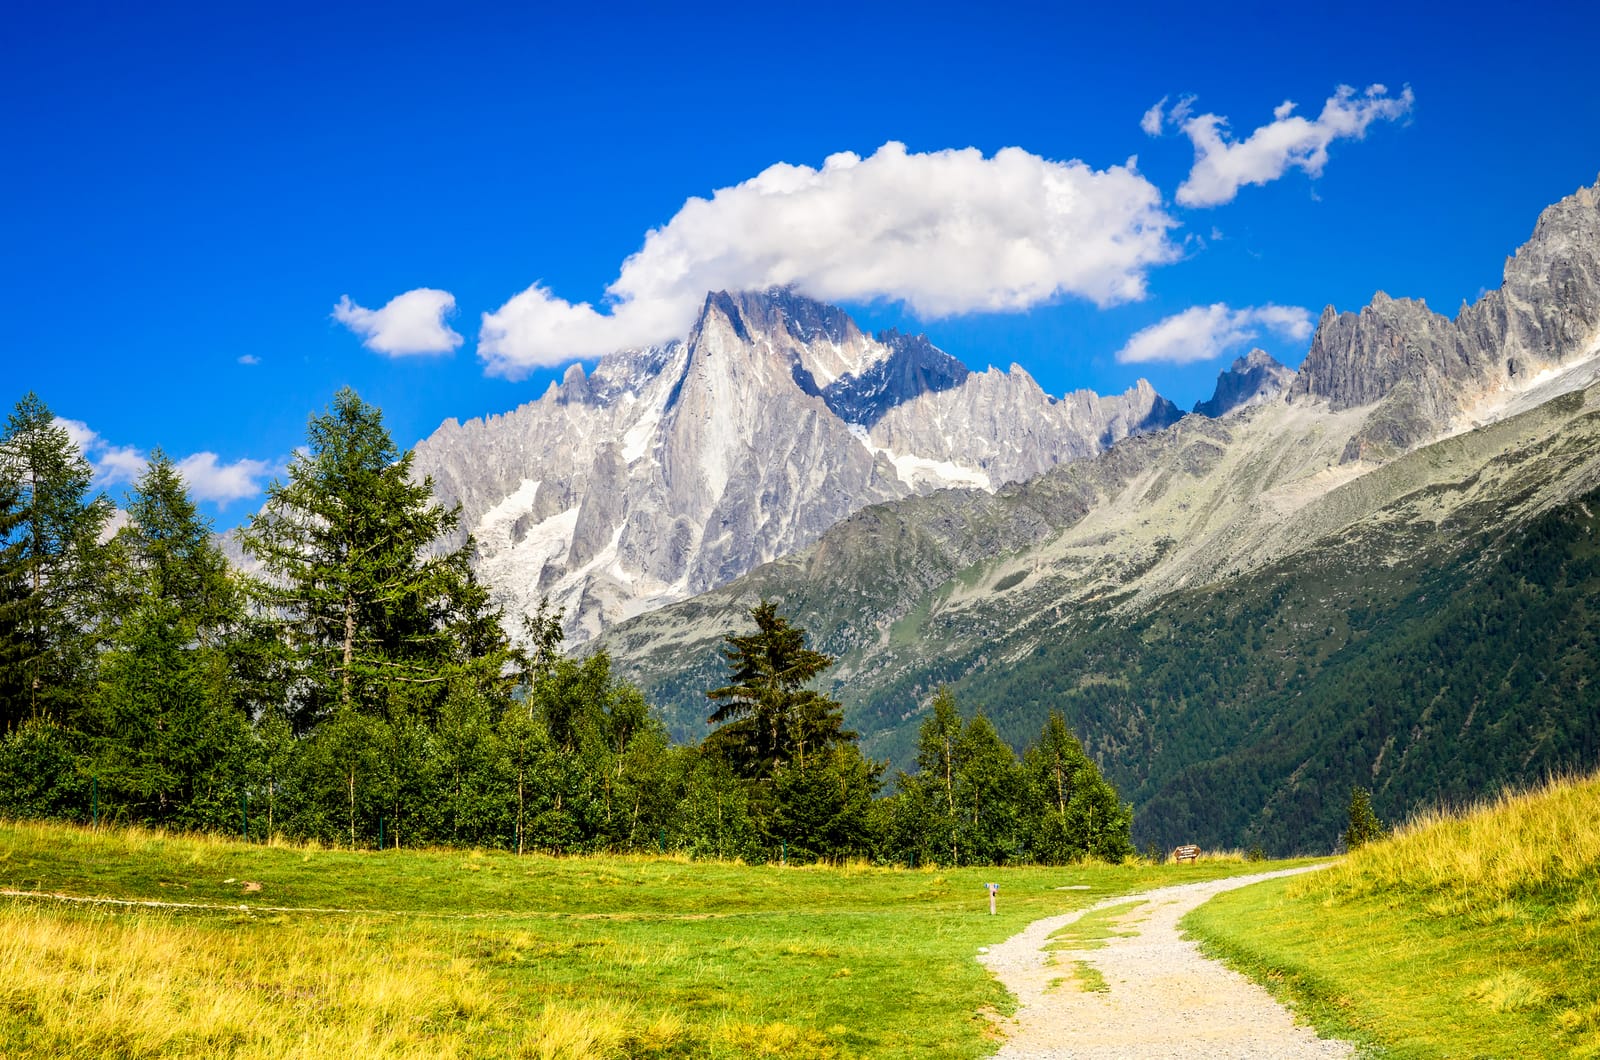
[0,904,698,1059]
[1191,770,1600,1058]
[1297,771,1600,906]
[0,905,497,1058]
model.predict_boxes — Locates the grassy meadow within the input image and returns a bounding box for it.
[1185,771,1600,1059]
[0,820,1291,1058]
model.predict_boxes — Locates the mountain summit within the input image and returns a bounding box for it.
[412,288,1179,641]
[1193,349,1295,418]
[1292,177,1600,460]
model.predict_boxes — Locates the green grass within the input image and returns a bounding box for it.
[0,818,1288,1059]
[1183,772,1600,1059]
[1044,900,1143,951]
[1069,960,1109,993]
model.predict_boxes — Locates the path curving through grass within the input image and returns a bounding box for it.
[980,865,1352,1059]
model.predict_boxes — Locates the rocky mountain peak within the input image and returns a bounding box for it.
[411,287,1188,643]
[1194,349,1295,418]
[1289,175,1600,460]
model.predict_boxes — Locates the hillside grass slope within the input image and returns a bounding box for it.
[1184,771,1600,1058]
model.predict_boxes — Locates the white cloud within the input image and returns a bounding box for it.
[1141,97,1167,137]
[479,141,1180,376]
[1142,94,1195,137]
[1153,84,1412,208]
[1115,303,1314,365]
[57,417,98,456]
[334,288,464,356]
[95,445,150,487]
[238,354,260,365]
[54,417,275,506]
[175,452,277,504]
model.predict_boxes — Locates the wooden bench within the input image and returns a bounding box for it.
[1172,844,1201,863]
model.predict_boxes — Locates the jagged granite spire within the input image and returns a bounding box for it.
[410,287,1184,643]
[1194,349,1296,418]
[1292,176,1600,460]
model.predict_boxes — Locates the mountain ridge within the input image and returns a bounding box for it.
[595,175,1600,850]
[412,286,1183,641]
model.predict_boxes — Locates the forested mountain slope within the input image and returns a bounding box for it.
[599,178,1600,853]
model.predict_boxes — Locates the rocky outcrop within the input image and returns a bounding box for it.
[1193,349,1296,418]
[870,371,1181,488]
[1292,176,1600,459]
[412,288,1182,642]
[821,329,970,426]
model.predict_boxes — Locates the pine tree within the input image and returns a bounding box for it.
[705,599,849,777]
[238,388,465,728]
[237,388,481,846]
[0,393,110,728]
[1343,785,1386,850]
[94,451,249,826]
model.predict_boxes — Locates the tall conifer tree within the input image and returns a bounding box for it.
[95,451,248,825]
[0,393,110,727]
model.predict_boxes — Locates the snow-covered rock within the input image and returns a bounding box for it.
[412,288,1180,642]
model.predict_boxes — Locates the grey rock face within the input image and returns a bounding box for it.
[869,370,1181,488]
[1291,176,1600,459]
[821,329,971,426]
[1193,349,1296,418]
[411,288,1182,642]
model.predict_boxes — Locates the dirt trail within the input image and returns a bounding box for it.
[980,866,1353,1059]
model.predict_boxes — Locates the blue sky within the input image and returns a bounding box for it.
[4,1,1598,526]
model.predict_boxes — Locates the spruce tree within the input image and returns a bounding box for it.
[705,599,849,777]
[705,600,876,860]
[1343,785,1386,850]
[238,388,465,728]
[0,393,110,728]
[94,451,248,826]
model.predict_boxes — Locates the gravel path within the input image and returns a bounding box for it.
[979,866,1354,1059]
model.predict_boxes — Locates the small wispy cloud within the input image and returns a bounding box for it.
[237,354,261,365]
[334,288,463,356]
[478,141,1181,376]
[1115,303,1313,365]
[1143,84,1413,207]
[55,417,277,506]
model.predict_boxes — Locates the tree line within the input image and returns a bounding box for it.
[0,388,1132,865]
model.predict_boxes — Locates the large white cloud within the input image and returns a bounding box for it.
[175,452,277,504]
[479,141,1180,376]
[56,418,276,506]
[1115,303,1313,365]
[1145,84,1413,208]
[334,288,464,356]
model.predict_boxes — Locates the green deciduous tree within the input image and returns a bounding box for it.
[1021,710,1133,863]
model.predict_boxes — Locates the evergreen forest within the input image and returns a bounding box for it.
[0,390,1132,866]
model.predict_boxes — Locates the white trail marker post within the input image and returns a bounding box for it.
[986,882,999,915]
